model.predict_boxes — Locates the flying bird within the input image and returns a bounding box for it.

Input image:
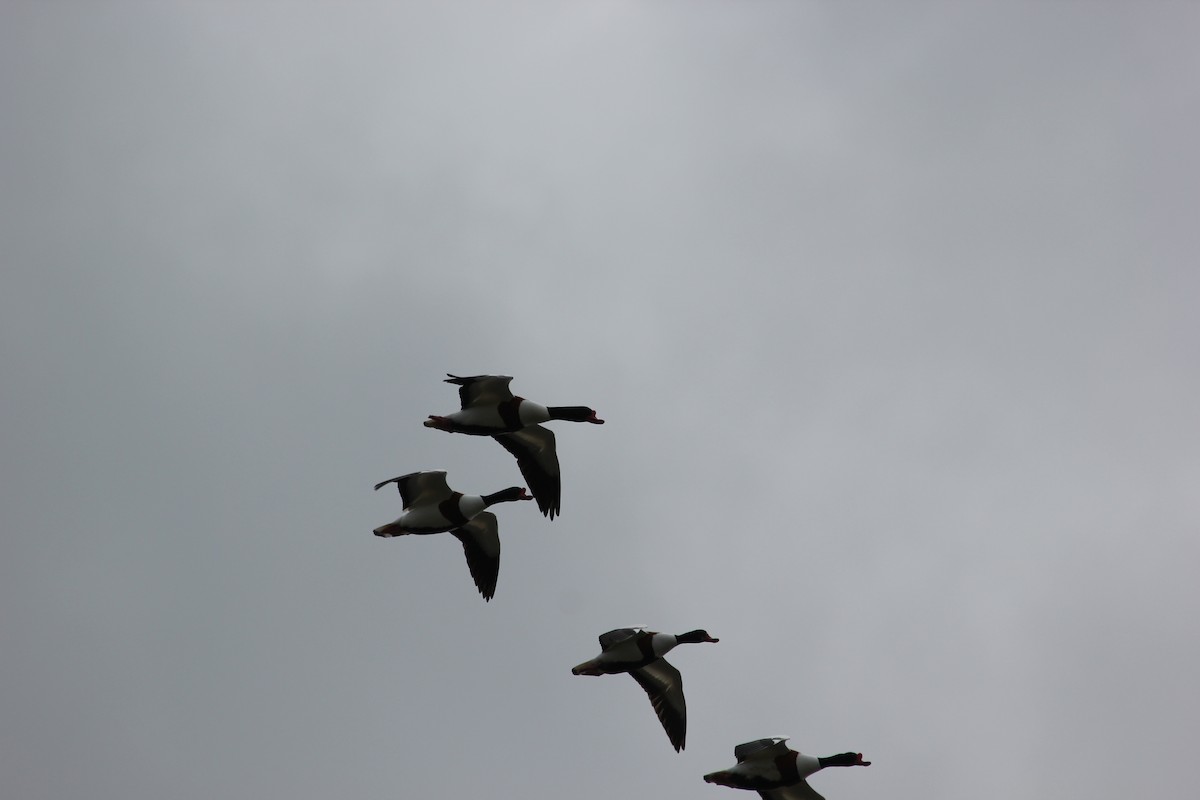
[424,374,604,519]
[703,737,871,800]
[571,626,719,752]
[372,470,531,601]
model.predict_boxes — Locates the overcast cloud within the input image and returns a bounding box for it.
[2,3,1198,799]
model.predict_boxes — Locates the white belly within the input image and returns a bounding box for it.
[794,753,821,779]
[446,407,509,428]
[398,506,453,530]
[457,495,485,518]
[399,495,483,528]
[650,633,677,657]
[517,401,550,425]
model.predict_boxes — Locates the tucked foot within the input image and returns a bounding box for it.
[703,771,736,787]
[571,660,604,676]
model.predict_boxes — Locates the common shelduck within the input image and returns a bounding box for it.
[571,626,719,752]
[372,470,530,601]
[703,737,871,800]
[424,374,603,519]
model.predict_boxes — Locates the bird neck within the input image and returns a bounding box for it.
[817,753,863,768]
[482,487,524,507]
[547,406,598,423]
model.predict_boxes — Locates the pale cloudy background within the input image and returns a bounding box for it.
[2,2,1198,799]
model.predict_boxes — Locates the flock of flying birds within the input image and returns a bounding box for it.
[372,374,872,800]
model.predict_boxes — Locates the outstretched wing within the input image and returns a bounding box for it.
[760,782,824,800]
[598,627,646,650]
[444,374,514,409]
[493,425,561,519]
[373,470,451,508]
[451,512,501,601]
[736,737,791,763]
[629,658,687,752]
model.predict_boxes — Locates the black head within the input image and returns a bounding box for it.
[818,752,871,768]
[483,487,532,506]
[548,406,605,424]
[677,629,720,644]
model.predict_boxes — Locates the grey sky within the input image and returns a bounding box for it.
[3,2,1198,799]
